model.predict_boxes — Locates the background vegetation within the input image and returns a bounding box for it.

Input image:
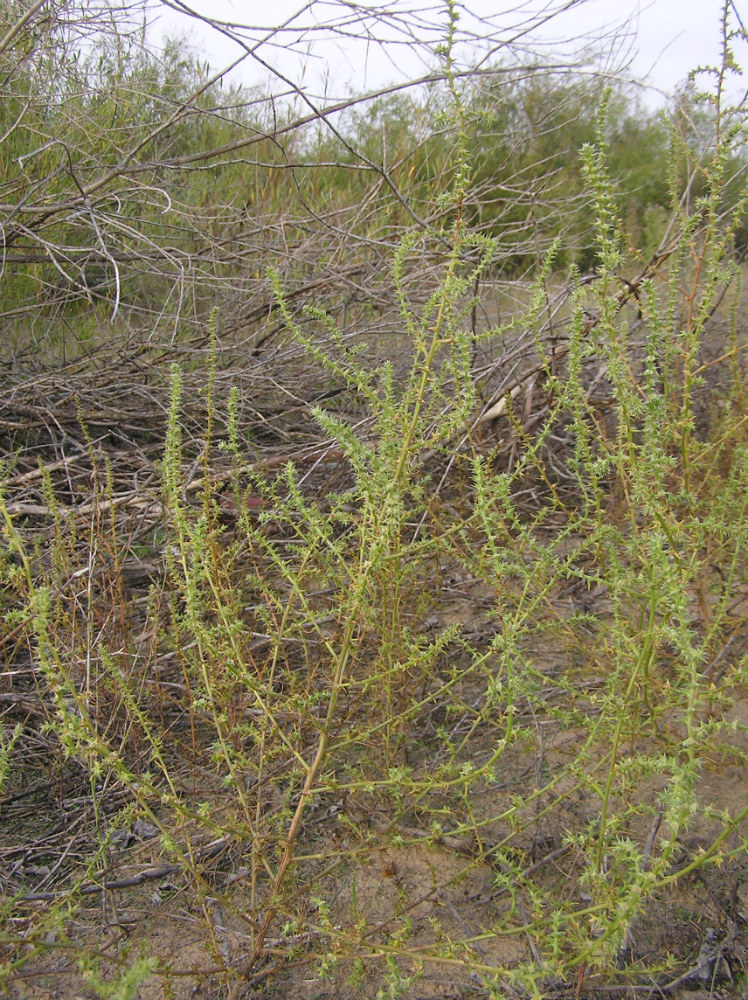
[1,1,747,997]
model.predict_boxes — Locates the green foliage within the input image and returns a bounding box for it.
[2,0,743,358]
[0,0,747,996]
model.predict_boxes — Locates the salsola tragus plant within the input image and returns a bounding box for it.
[0,2,746,996]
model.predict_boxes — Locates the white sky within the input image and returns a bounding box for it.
[152,0,744,105]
